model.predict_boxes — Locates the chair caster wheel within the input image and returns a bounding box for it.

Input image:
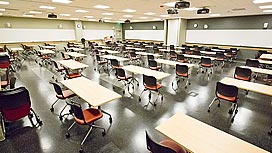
[139,97,141,102]
[154,103,157,107]
[38,121,43,126]
[122,91,125,94]
[231,118,234,123]
[102,131,106,136]
[65,133,70,138]
[137,83,139,86]
[50,107,54,112]
[109,117,112,124]
[113,86,115,89]
[207,109,210,112]
[228,109,233,114]
[79,148,83,153]
[185,86,187,89]
[161,96,163,101]
[217,103,220,107]
[59,116,63,121]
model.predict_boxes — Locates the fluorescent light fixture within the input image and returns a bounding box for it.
[75,9,88,13]
[160,14,170,17]
[94,5,110,9]
[122,9,136,12]
[70,18,79,20]
[259,5,272,9]
[52,0,72,4]
[183,7,199,11]
[23,14,34,17]
[0,8,5,11]
[59,13,70,16]
[123,15,133,17]
[84,15,93,18]
[263,9,272,12]
[253,0,272,4]
[0,1,9,5]
[103,17,112,20]
[139,16,148,19]
[40,6,56,9]
[163,2,175,7]
[209,14,221,16]
[144,12,156,15]
[102,12,113,15]
[29,11,42,14]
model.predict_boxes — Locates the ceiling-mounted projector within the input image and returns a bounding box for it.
[48,13,57,18]
[175,0,190,9]
[197,8,209,14]
[167,8,179,14]
[124,19,131,23]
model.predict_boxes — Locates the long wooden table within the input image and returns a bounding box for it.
[156,112,269,153]
[101,55,129,62]
[260,54,272,60]
[155,59,194,68]
[58,59,89,70]
[220,77,272,96]
[239,66,272,75]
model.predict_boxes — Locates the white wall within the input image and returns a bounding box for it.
[82,30,114,40]
[125,30,164,41]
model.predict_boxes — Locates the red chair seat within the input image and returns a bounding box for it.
[75,108,103,124]
[66,73,81,78]
[112,65,122,69]
[217,93,236,102]
[234,75,250,81]
[56,89,75,99]
[201,63,212,67]
[160,139,187,153]
[178,60,186,63]
[144,84,162,90]
[216,58,224,61]
[177,72,188,77]
[150,66,161,70]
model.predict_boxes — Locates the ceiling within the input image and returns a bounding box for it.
[0,0,271,23]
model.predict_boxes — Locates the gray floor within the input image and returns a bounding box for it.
[0,51,271,153]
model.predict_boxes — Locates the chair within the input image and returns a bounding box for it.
[198,57,213,76]
[64,68,81,80]
[0,54,11,70]
[148,60,161,71]
[94,55,107,73]
[208,82,239,123]
[34,49,51,66]
[145,131,186,153]
[1,70,16,89]
[147,55,154,61]
[51,60,65,81]
[113,68,133,95]
[0,87,43,137]
[172,64,190,91]
[108,59,122,76]
[245,59,259,67]
[139,74,163,107]
[50,82,76,120]
[234,67,252,81]
[169,51,177,60]
[65,101,106,153]
[169,45,175,51]
[214,52,225,68]
[61,51,71,60]
[129,51,141,65]
[177,54,187,63]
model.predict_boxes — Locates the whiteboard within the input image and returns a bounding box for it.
[125,30,164,41]
[167,19,179,46]
[186,30,272,48]
[0,28,75,43]
[82,30,114,40]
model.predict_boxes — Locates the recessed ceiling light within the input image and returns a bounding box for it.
[84,16,93,18]
[123,15,133,18]
[209,14,221,16]
[23,14,34,17]
[29,11,42,14]
[103,17,112,20]
[253,0,272,4]
[122,9,136,12]
[52,0,72,4]
[0,1,9,5]
[263,9,272,12]
[94,5,110,9]
[102,12,113,15]
[0,8,5,11]
[75,10,88,13]
[59,13,70,16]
[183,7,199,11]
[139,16,148,19]
[163,2,175,7]
[160,14,170,17]
[70,18,79,20]
[259,5,272,9]
[144,12,156,15]
[40,6,56,9]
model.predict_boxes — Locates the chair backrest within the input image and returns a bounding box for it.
[193,50,201,55]
[170,45,175,50]
[0,54,10,69]
[52,60,59,69]
[216,52,225,59]
[234,67,252,81]
[110,59,119,67]
[216,82,238,101]
[96,55,102,61]
[145,131,176,153]
[176,64,188,75]
[200,57,212,65]
[70,102,85,123]
[0,87,31,121]
[64,47,68,52]
[177,54,185,61]
[170,51,176,57]
[143,74,157,87]
[147,55,154,60]
[148,60,158,68]
[154,48,159,54]
[116,68,126,78]
[52,83,64,97]
[245,59,259,67]
[130,51,137,57]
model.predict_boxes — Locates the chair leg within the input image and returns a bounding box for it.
[208,97,218,112]
[65,121,76,138]
[30,108,43,126]
[231,103,238,123]
[50,99,59,112]
[59,104,71,120]
[80,126,93,147]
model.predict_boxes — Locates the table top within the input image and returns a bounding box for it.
[95,46,111,49]
[122,65,171,80]
[211,48,225,52]
[135,52,162,57]
[260,54,272,60]
[10,47,24,51]
[257,59,272,65]
[61,77,121,107]
[58,59,89,70]
[99,50,119,54]
[101,55,129,62]
[41,46,56,49]
[67,47,84,51]
[184,54,216,60]
[220,77,272,96]
[155,59,194,68]
[239,66,272,75]
[37,49,55,54]
[156,112,269,153]
[65,52,87,58]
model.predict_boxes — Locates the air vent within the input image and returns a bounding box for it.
[231,8,246,11]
